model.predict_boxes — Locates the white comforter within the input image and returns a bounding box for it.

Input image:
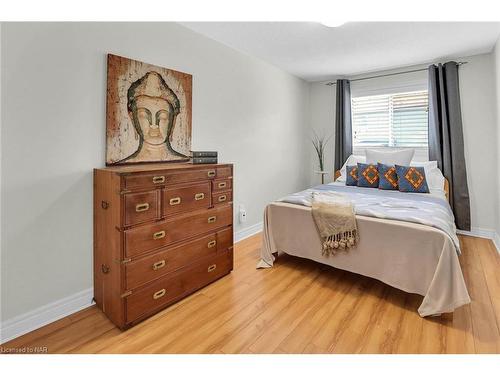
[280,183,460,253]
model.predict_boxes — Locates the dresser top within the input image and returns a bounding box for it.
[95,162,232,174]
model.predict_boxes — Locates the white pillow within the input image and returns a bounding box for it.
[337,154,366,182]
[411,160,437,169]
[366,149,414,166]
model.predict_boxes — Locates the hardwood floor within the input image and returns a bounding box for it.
[2,233,500,354]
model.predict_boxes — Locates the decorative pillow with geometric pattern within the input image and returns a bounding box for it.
[377,163,398,190]
[395,165,430,193]
[356,163,379,188]
[346,165,359,186]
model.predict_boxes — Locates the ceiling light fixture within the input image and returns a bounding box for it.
[320,21,346,28]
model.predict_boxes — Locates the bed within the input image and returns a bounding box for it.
[258,159,470,317]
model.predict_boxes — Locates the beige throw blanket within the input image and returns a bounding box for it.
[311,192,358,255]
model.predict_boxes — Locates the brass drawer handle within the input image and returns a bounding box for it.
[218,182,227,189]
[169,197,181,205]
[152,176,165,184]
[218,195,227,202]
[153,289,166,300]
[152,260,166,270]
[208,216,216,223]
[135,203,150,212]
[194,193,205,201]
[208,264,217,272]
[153,230,166,240]
[207,170,216,178]
[207,240,217,248]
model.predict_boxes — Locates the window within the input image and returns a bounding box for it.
[351,90,429,153]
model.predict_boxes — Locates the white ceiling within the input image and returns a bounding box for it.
[181,22,500,81]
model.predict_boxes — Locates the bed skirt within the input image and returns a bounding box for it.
[258,202,471,317]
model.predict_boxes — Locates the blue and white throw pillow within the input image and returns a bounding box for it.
[395,165,430,193]
[357,163,379,188]
[377,163,398,190]
[346,165,359,186]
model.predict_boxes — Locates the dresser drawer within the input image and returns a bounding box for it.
[123,168,217,190]
[125,232,217,290]
[216,166,232,179]
[212,179,232,192]
[123,173,168,190]
[123,190,161,226]
[216,227,233,252]
[125,250,233,323]
[126,276,184,323]
[164,182,211,216]
[124,205,233,258]
[212,191,232,206]
[181,249,233,293]
[165,168,217,185]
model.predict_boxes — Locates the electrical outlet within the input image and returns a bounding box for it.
[239,204,247,223]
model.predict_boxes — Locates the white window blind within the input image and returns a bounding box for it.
[351,90,429,150]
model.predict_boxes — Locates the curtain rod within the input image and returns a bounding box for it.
[325,61,468,86]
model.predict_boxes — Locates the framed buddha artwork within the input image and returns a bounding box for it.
[106,54,192,165]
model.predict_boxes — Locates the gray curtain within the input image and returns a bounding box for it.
[334,79,353,171]
[428,62,471,231]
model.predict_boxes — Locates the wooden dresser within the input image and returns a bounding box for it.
[93,163,233,329]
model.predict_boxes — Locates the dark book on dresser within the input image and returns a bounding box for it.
[192,157,218,164]
[191,151,218,158]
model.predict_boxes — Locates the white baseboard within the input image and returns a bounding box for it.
[493,232,500,254]
[234,222,263,243]
[0,288,94,344]
[457,227,500,253]
[1,224,265,345]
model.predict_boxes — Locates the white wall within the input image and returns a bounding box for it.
[309,53,499,235]
[0,23,3,329]
[0,22,310,323]
[309,83,335,185]
[493,38,500,243]
[458,53,498,235]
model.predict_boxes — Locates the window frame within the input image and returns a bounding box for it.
[350,88,429,161]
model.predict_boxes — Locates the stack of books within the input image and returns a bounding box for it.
[191,151,218,164]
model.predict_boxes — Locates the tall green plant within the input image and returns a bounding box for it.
[312,130,331,172]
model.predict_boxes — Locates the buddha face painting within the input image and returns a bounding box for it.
[106,54,192,165]
[125,72,186,163]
